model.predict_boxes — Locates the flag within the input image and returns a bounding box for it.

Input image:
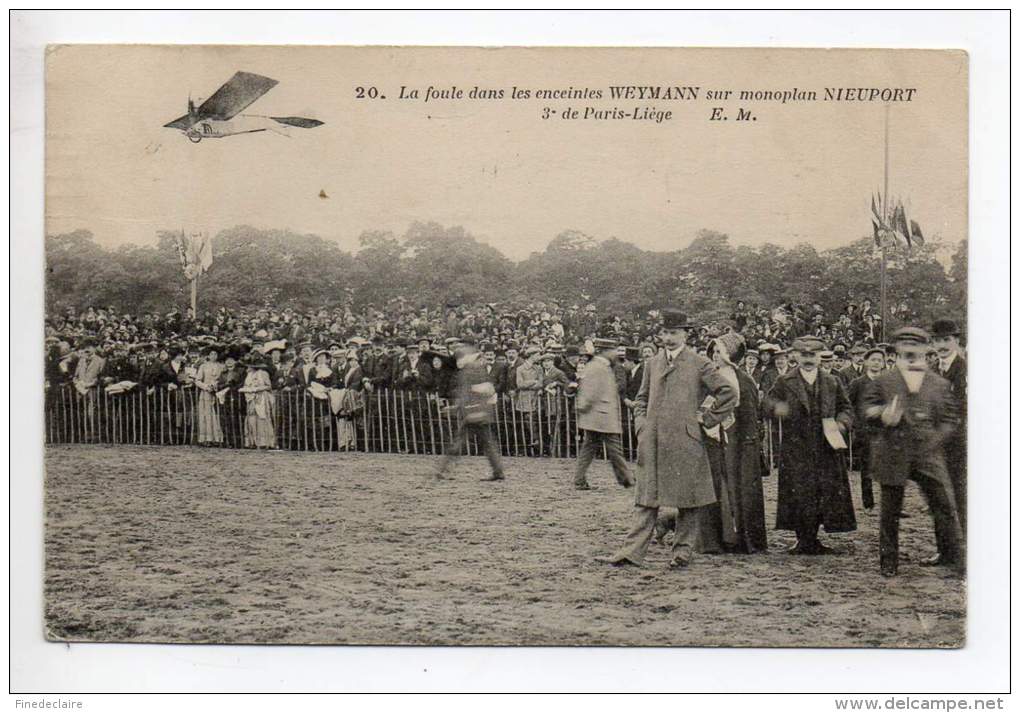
[890,200,924,248]
[171,231,188,269]
[909,220,925,247]
[871,192,894,247]
[872,192,897,248]
[175,230,214,279]
[196,232,214,272]
[892,202,911,247]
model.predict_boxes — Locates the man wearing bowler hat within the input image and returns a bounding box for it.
[574,337,634,491]
[861,327,963,576]
[607,309,736,569]
[840,342,868,386]
[929,318,967,547]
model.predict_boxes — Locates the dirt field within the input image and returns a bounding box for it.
[44,445,964,647]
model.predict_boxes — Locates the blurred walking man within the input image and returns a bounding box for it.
[861,327,963,577]
[435,343,505,482]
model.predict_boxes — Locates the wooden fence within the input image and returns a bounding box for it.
[44,385,799,468]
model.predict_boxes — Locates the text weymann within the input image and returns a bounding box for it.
[608,86,700,100]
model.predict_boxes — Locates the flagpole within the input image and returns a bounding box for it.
[880,104,889,343]
[191,274,198,319]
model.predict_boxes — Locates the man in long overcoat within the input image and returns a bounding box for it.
[861,327,963,576]
[765,336,856,554]
[609,310,736,569]
[513,347,543,454]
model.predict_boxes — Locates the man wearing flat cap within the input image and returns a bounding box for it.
[765,335,856,554]
[608,309,736,570]
[513,346,544,455]
[494,343,521,396]
[818,351,836,378]
[930,318,967,543]
[861,327,963,576]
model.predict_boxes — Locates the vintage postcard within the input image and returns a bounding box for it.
[43,45,968,647]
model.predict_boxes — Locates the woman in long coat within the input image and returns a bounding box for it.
[306,349,337,451]
[193,344,224,445]
[705,334,768,554]
[215,347,246,448]
[239,356,276,449]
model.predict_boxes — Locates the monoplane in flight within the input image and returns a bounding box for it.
[164,71,323,143]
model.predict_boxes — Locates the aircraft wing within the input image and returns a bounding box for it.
[197,71,279,121]
[270,116,324,128]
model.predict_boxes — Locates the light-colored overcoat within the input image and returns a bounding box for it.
[73,354,105,389]
[633,348,737,509]
[575,355,622,434]
[514,361,543,412]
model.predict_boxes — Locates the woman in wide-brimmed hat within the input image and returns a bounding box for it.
[305,349,337,450]
[238,354,276,449]
[335,348,365,451]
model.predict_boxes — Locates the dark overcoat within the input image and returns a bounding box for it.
[765,369,856,533]
[633,348,736,510]
[730,368,768,551]
[847,372,879,466]
[939,355,967,473]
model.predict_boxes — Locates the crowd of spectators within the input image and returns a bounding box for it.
[44,295,894,394]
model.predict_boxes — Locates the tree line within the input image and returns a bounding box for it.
[45,221,967,328]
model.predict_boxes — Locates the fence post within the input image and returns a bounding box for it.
[511,393,522,457]
[444,398,455,457]
[536,396,545,457]
[407,391,418,455]
[494,396,506,456]
[373,390,382,453]
[76,390,82,443]
[425,394,436,455]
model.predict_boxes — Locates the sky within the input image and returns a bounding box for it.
[45,46,967,261]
